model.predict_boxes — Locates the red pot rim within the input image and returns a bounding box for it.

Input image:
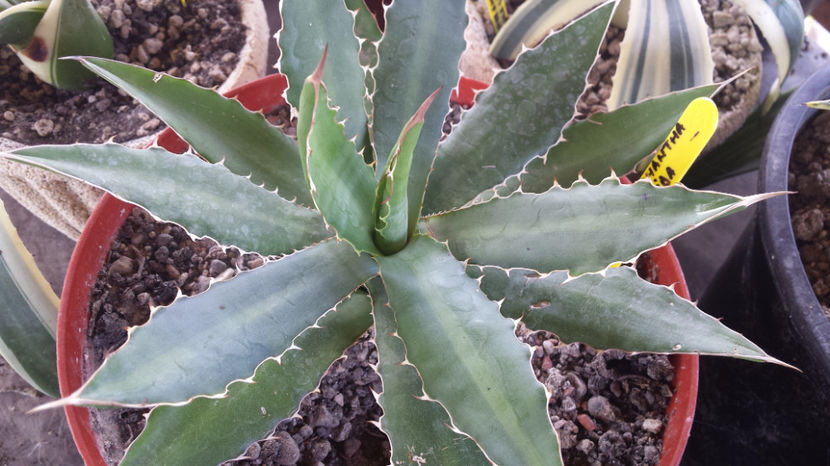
[58,74,697,466]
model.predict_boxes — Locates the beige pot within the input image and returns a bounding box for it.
[459,0,500,85]
[0,0,270,240]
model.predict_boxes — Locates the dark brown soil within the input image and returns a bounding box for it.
[789,110,830,320]
[0,0,245,145]
[520,328,672,465]
[229,332,390,466]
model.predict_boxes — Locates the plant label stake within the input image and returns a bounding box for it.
[612,96,718,269]
[641,96,719,186]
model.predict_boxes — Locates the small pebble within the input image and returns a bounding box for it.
[642,418,663,434]
[587,395,616,423]
[32,118,54,137]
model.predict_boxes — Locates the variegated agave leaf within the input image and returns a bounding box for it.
[0,201,59,397]
[9,0,112,90]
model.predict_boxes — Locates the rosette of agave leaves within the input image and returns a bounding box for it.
[3,1,785,463]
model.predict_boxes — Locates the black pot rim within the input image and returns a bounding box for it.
[759,65,830,377]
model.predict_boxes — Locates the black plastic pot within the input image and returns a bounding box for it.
[681,66,830,465]
[801,0,822,16]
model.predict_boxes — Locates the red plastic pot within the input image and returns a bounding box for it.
[58,74,698,465]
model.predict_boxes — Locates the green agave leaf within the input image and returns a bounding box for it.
[477,265,782,363]
[490,0,607,60]
[522,83,719,191]
[684,89,792,188]
[120,293,373,466]
[58,239,378,407]
[372,0,466,234]
[426,177,772,275]
[376,236,561,465]
[278,0,369,151]
[731,0,803,107]
[368,279,489,465]
[608,0,713,110]
[0,201,59,397]
[424,3,614,216]
[7,145,330,256]
[0,0,46,47]
[77,57,311,205]
[297,58,379,255]
[373,89,440,255]
[16,0,112,90]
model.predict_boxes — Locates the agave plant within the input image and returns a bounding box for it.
[491,0,803,107]
[3,1,785,463]
[489,0,804,185]
[0,0,112,89]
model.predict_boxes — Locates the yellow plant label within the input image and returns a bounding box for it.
[641,97,719,186]
[486,0,510,32]
[610,97,718,269]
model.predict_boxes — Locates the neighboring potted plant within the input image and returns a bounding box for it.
[684,64,830,464]
[0,0,270,240]
[2,1,785,464]
[461,0,804,183]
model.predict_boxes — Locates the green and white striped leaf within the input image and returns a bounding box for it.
[120,293,373,466]
[426,178,772,275]
[373,89,440,255]
[57,240,378,407]
[489,0,607,60]
[608,0,713,110]
[8,145,330,256]
[0,0,46,47]
[372,0,466,234]
[522,83,718,191]
[0,0,29,10]
[278,0,369,150]
[0,201,59,397]
[806,99,830,110]
[376,236,561,465]
[78,57,311,205]
[297,60,379,255]
[16,0,112,90]
[732,0,803,108]
[476,265,783,363]
[369,279,490,465]
[424,3,614,216]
